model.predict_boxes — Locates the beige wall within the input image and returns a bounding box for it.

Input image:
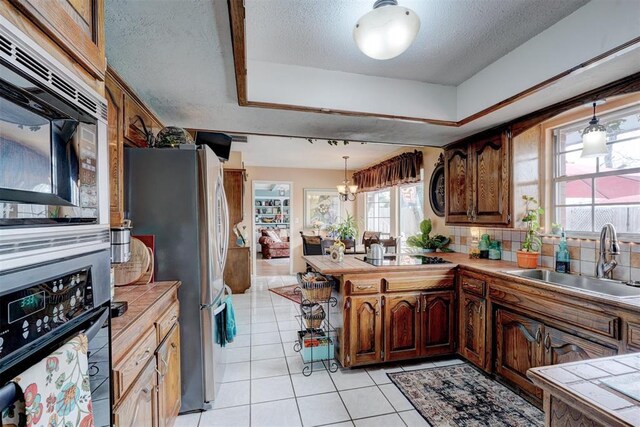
[242,166,357,274]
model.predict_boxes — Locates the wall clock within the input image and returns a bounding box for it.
[429,153,445,217]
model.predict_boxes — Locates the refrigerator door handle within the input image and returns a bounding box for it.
[218,173,230,273]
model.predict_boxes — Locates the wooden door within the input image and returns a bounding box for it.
[106,73,125,226]
[9,0,106,79]
[224,247,251,294]
[495,309,544,399]
[223,169,245,245]
[157,324,181,427]
[421,291,455,356]
[472,131,511,225]
[445,147,473,224]
[544,326,617,366]
[349,296,383,365]
[113,358,157,427]
[384,293,421,361]
[459,291,486,369]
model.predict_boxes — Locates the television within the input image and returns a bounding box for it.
[194,132,232,161]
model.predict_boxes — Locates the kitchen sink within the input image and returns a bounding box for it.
[504,269,640,299]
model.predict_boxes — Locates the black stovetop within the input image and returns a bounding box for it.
[355,254,451,267]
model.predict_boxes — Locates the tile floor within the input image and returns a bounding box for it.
[175,275,463,427]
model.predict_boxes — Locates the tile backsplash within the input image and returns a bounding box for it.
[448,227,640,282]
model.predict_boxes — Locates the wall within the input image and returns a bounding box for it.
[242,166,356,273]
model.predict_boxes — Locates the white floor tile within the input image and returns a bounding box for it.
[251,358,290,379]
[283,342,300,356]
[251,375,295,403]
[251,343,285,361]
[200,405,250,427]
[222,362,251,382]
[353,413,405,427]
[251,398,302,427]
[278,320,301,331]
[322,423,354,427]
[401,361,437,371]
[365,366,403,385]
[398,410,430,426]
[251,322,279,333]
[432,358,465,367]
[279,330,300,343]
[252,313,277,324]
[339,386,395,419]
[228,334,251,348]
[297,392,350,426]
[213,381,250,409]
[379,383,413,411]
[174,413,200,427]
[290,371,336,397]
[225,347,251,363]
[329,368,375,390]
[251,331,282,346]
[236,324,251,335]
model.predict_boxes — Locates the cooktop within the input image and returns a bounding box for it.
[355,254,451,267]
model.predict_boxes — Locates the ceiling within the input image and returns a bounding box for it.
[232,135,404,169]
[246,0,588,85]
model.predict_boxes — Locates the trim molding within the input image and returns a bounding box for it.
[228,0,640,127]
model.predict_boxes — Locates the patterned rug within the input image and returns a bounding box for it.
[388,363,543,426]
[269,284,301,304]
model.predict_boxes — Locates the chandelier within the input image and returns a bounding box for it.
[581,101,608,158]
[337,156,358,202]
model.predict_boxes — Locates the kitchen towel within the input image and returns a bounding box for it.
[215,306,228,347]
[224,295,237,343]
[1,334,93,427]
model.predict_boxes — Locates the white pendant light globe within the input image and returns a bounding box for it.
[580,102,608,158]
[353,0,420,60]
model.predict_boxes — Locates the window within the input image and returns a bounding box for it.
[365,189,391,234]
[553,105,640,234]
[399,182,424,248]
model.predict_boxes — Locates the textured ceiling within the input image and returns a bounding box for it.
[245,0,589,85]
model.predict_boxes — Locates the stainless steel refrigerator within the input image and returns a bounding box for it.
[125,145,229,413]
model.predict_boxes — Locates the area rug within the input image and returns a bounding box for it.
[269,284,301,304]
[388,363,543,426]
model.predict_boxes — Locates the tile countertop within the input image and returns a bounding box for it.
[302,253,640,312]
[111,281,180,341]
[528,353,640,427]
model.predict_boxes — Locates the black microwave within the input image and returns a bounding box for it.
[0,59,101,227]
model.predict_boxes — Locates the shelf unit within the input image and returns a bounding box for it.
[254,195,291,251]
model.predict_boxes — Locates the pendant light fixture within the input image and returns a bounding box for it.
[337,156,358,202]
[581,101,608,158]
[353,0,421,60]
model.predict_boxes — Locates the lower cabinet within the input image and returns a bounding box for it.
[385,293,421,361]
[114,358,157,427]
[156,324,181,427]
[349,295,383,365]
[544,325,616,365]
[459,291,486,369]
[421,291,456,356]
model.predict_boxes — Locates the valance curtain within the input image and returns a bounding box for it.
[353,150,423,192]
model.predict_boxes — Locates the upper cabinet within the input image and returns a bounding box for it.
[7,0,106,80]
[445,129,511,227]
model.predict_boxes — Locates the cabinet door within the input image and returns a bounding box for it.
[223,169,245,244]
[421,291,455,356]
[459,292,486,369]
[349,296,383,365]
[495,309,544,399]
[8,0,106,78]
[445,147,473,224]
[124,94,162,147]
[472,132,510,225]
[384,293,421,361]
[106,74,125,226]
[113,358,157,427]
[157,324,181,427]
[544,326,617,366]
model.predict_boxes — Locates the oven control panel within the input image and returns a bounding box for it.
[0,268,94,359]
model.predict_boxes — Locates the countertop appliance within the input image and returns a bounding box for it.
[369,243,385,260]
[125,145,230,413]
[356,254,451,267]
[0,250,112,426]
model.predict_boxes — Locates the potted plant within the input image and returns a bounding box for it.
[327,213,359,243]
[406,219,452,253]
[517,195,544,269]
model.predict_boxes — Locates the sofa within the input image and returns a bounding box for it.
[258,229,290,259]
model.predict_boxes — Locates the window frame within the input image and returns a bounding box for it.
[364,188,392,235]
[398,181,425,248]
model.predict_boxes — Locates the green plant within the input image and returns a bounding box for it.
[327,213,359,240]
[406,219,452,252]
[520,195,544,252]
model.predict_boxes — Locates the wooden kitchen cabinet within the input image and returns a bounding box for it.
[348,295,383,365]
[113,358,157,427]
[543,325,616,365]
[224,247,251,294]
[384,293,421,361]
[156,324,181,427]
[495,309,544,399]
[223,169,245,236]
[459,291,486,369]
[445,130,511,226]
[421,291,456,356]
[123,92,163,148]
[223,169,250,293]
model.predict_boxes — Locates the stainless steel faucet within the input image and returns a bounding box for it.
[595,223,620,279]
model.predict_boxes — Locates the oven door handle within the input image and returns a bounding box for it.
[84,309,109,341]
[0,382,18,413]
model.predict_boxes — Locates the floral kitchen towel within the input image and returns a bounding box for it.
[1,334,94,427]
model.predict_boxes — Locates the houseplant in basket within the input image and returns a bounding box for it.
[406,218,452,253]
[326,213,359,247]
[517,195,544,269]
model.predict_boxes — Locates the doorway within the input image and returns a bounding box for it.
[252,181,293,276]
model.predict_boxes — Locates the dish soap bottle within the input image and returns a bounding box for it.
[555,230,570,273]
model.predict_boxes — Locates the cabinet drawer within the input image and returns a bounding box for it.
[385,274,454,292]
[156,301,179,342]
[627,322,640,351]
[347,278,381,295]
[113,326,156,401]
[460,275,486,297]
